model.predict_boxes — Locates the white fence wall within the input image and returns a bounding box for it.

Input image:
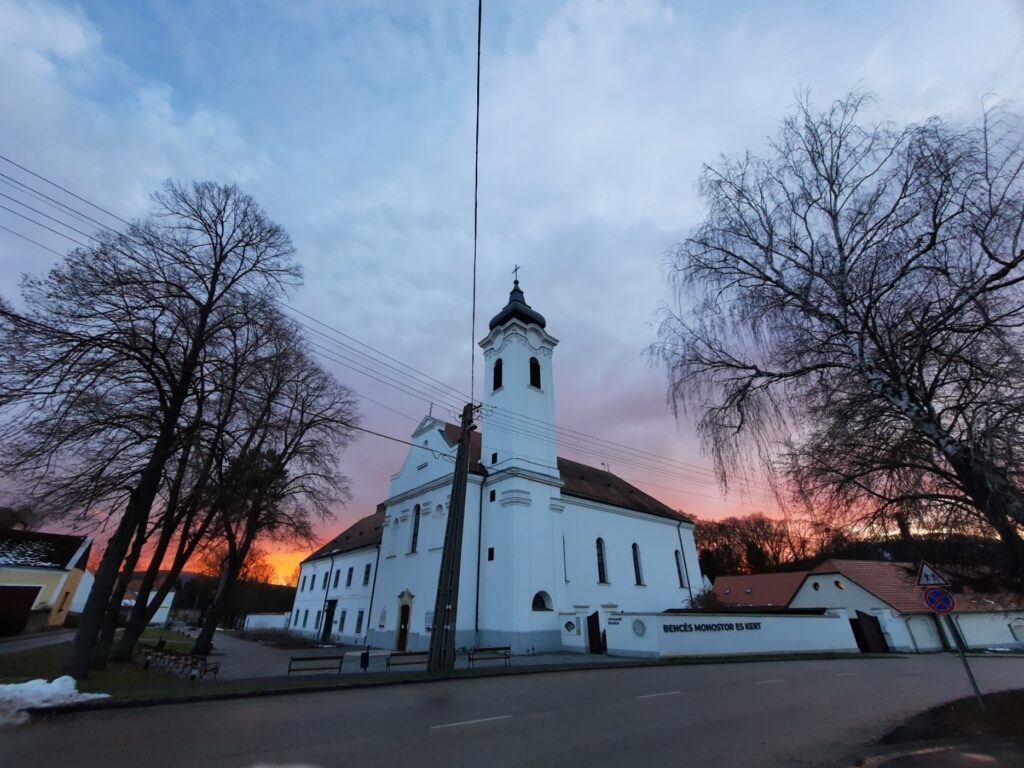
[243,612,290,631]
[955,612,1024,649]
[603,611,859,658]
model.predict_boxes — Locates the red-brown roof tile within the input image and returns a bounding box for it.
[713,572,809,607]
[303,505,386,563]
[807,559,1022,614]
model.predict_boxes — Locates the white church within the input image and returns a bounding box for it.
[289,281,704,655]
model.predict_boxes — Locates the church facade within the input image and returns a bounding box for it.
[290,282,703,654]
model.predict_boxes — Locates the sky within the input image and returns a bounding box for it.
[1,0,1022,583]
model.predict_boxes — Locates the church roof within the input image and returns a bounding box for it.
[488,280,546,330]
[442,423,688,522]
[303,505,386,563]
[557,457,691,523]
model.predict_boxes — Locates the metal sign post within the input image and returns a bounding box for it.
[918,564,984,712]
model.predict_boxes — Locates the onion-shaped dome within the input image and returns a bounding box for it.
[488,280,546,330]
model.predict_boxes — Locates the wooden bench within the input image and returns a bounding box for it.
[468,646,511,667]
[184,655,221,680]
[386,651,429,671]
[137,644,220,680]
[287,655,345,675]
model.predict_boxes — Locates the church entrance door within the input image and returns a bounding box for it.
[587,611,604,655]
[396,604,411,651]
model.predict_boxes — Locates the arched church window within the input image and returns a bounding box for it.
[632,543,644,586]
[529,357,541,388]
[531,591,553,611]
[493,358,503,391]
[596,538,608,584]
[675,549,687,588]
[410,504,421,554]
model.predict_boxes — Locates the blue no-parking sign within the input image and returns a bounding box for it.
[923,586,955,614]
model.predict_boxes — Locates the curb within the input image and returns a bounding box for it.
[836,737,1024,767]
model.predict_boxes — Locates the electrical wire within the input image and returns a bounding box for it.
[0,154,772,500]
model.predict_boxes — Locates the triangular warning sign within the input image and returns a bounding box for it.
[917,561,950,587]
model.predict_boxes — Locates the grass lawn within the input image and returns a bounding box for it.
[0,641,190,695]
[137,627,197,652]
[883,688,1024,744]
[0,628,197,696]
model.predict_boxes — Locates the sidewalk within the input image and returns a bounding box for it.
[208,630,633,679]
[0,630,74,656]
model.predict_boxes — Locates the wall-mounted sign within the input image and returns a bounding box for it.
[564,621,576,633]
[632,619,646,637]
[663,621,762,633]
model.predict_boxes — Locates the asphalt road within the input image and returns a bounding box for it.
[4,655,1023,768]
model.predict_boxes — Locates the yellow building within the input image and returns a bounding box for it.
[0,530,92,636]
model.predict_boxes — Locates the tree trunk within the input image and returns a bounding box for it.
[191,562,236,656]
[111,522,174,662]
[65,494,147,679]
[94,520,149,666]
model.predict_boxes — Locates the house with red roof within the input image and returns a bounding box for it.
[788,560,1024,652]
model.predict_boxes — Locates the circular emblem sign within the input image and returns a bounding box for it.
[924,586,955,614]
[632,619,646,637]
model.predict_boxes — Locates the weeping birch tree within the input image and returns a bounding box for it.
[651,93,1024,579]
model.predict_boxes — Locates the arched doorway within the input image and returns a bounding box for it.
[395,589,414,651]
[396,604,411,651]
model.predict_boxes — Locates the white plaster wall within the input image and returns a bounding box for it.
[290,546,378,643]
[69,570,94,614]
[370,478,483,651]
[790,575,893,613]
[148,592,173,625]
[479,318,559,476]
[954,612,1024,649]
[561,498,700,617]
[905,614,946,651]
[605,611,859,658]
[244,612,289,631]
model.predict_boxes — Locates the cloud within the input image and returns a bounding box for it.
[1,0,1021,540]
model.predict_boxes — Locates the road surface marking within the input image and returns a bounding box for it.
[636,690,681,700]
[836,672,858,677]
[755,679,784,685]
[431,715,512,730]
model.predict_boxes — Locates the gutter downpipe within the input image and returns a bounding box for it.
[366,540,382,649]
[474,471,485,647]
[676,520,695,605]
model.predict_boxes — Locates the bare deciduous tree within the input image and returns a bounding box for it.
[0,181,300,677]
[651,93,1024,578]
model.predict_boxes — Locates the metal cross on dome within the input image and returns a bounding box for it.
[512,264,520,281]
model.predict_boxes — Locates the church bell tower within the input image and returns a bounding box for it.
[478,280,559,479]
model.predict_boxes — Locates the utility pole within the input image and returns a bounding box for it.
[427,402,477,672]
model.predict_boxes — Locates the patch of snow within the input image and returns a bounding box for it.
[0,676,109,727]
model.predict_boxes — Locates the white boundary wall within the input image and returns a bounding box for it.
[604,611,859,658]
[243,612,290,631]
[954,612,1024,650]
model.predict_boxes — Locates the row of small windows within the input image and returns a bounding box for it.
[292,608,365,634]
[595,538,688,588]
[492,357,542,392]
[299,563,372,592]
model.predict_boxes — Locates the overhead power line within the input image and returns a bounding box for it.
[0,153,776,499]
